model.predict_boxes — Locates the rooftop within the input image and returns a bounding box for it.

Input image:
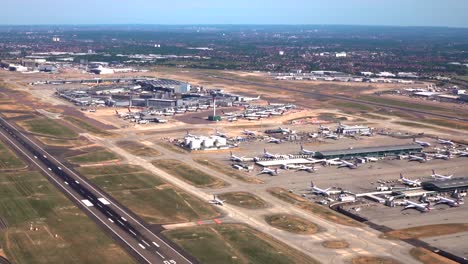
[422,177,468,189]
[317,144,422,156]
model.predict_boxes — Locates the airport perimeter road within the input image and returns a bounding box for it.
[208,75,468,122]
[0,116,194,264]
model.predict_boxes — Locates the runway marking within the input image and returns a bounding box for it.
[138,243,146,249]
[129,229,137,236]
[156,251,165,259]
[152,241,160,247]
[142,240,151,247]
[98,198,110,205]
[108,218,114,223]
[197,221,203,225]
[0,128,153,264]
[214,218,222,224]
[0,117,194,264]
[81,199,93,207]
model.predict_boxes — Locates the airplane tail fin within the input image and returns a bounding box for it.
[311,181,315,188]
[432,169,435,175]
[400,173,404,179]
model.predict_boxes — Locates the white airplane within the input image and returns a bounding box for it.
[268,137,282,144]
[215,130,228,138]
[324,134,339,140]
[262,149,287,159]
[436,196,462,207]
[279,127,295,134]
[360,131,372,137]
[296,165,317,173]
[338,160,357,169]
[259,167,279,176]
[458,151,468,157]
[310,182,332,196]
[434,153,450,160]
[319,124,330,131]
[413,138,431,147]
[208,195,225,206]
[437,138,455,146]
[400,174,421,187]
[243,129,257,136]
[300,144,315,155]
[324,158,343,166]
[431,170,453,180]
[230,152,248,162]
[365,157,378,162]
[403,200,432,212]
[281,164,301,170]
[408,155,426,163]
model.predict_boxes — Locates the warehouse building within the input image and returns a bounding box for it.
[314,144,423,159]
[336,124,371,135]
[422,178,468,192]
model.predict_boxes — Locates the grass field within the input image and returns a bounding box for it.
[156,142,187,154]
[359,95,447,112]
[164,224,319,264]
[19,118,78,139]
[194,159,264,184]
[360,113,390,120]
[116,141,160,157]
[217,192,268,209]
[393,121,434,129]
[35,136,88,148]
[66,148,120,165]
[410,247,457,264]
[63,116,112,136]
[0,171,134,264]
[265,214,318,234]
[0,140,25,170]
[421,118,468,130]
[382,224,468,240]
[77,164,219,224]
[152,159,228,189]
[267,187,362,227]
[333,101,374,111]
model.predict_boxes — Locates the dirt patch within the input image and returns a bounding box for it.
[322,240,349,249]
[194,158,264,184]
[218,192,268,209]
[409,247,457,264]
[351,256,402,264]
[382,223,468,240]
[116,141,160,157]
[265,214,318,234]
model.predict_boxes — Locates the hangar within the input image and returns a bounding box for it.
[314,144,423,159]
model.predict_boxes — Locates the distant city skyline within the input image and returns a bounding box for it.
[1,0,468,28]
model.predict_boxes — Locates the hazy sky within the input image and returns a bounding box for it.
[2,0,468,27]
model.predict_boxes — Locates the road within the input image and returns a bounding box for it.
[0,115,194,264]
[208,75,468,122]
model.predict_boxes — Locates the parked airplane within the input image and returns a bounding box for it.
[324,134,339,140]
[243,129,257,136]
[434,153,450,160]
[268,137,282,144]
[437,138,455,146]
[360,131,372,137]
[310,182,332,196]
[324,158,343,166]
[459,151,468,157]
[296,165,317,173]
[413,138,431,147]
[281,164,301,170]
[431,170,453,180]
[263,149,281,159]
[230,152,248,162]
[365,157,378,162]
[400,174,421,187]
[408,155,426,163]
[319,124,330,131]
[338,160,357,169]
[208,195,225,206]
[403,200,432,212]
[279,127,295,134]
[300,144,315,155]
[436,196,462,207]
[259,167,279,176]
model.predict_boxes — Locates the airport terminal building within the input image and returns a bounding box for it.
[314,144,423,159]
[422,178,468,192]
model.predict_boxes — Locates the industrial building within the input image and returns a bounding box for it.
[183,135,228,150]
[314,144,423,159]
[336,124,371,135]
[422,178,468,192]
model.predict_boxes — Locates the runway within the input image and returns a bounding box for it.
[0,115,195,264]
